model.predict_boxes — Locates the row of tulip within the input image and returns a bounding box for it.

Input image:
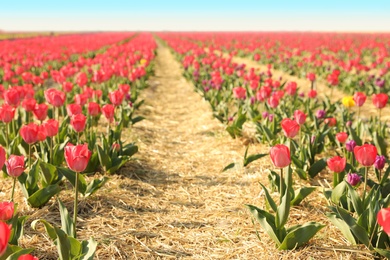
[0,33,157,259]
[160,32,390,257]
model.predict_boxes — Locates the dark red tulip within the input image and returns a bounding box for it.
[327,156,346,173]
[354,144,377,166]
[270,144,291,168]
[281,118,300,138]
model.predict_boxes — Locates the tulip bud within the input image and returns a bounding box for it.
[374,155,386,170]
[316,110,326,119]
[345,140,357,152]
[346,173,361,186]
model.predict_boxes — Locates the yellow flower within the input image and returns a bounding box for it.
[140,59,147,65]
[342,96,355,108]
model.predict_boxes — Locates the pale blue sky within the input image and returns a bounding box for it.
[0,0,389,31]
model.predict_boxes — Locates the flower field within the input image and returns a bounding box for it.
[1,31,390,259]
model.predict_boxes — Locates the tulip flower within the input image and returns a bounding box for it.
[33,103,49,121]
[109,89,125,106]
[0,222,11,256]
[3,88,20,107]
[64,143,92,238]
[20,123,39,144]
[74,93,88,106]
[102,104,115,123]
[281,118,300,139]
[354,144,378,202]
[285,81,297,96]
[324,117,337,127]
[0,146,5,170]
[0,201,14,221]
[378,208,390,235]
[70,114,87,133]
[341,96,355,108]
[270,144,291,196]
[6,155,25,201]
[327,156,346,187]
[267,96,279,108]
[353,92,366,107]
[18,255,39,260]
[316,110,326,119]
[307,89,317,98]
[346,173,361,187]
[44,88,66,107]
[232,87,246,100]
[345,140,357,152]
[67,104,83,117]
[0,104,15,123]
[87,102,101,117]
[43,119,59,137]
[374,155,386,182]
[336,132,348,144]
[293,110,306,125]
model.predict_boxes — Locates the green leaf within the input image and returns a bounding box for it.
[80,238,98,260]
[278,222,325,250]
[85,177,109,197]
[346,183,363,215]
[8,215,28,245]
[27,184,61,208]
[96,144,112,170]
[58,199,75,237]
[276,168,291,229]
[122,143,138,157]
[326,212,356,245]
[291,187,316,206]
[5,248,34,260]
[31,219,57,240]
[308,159,327,178]
[259,183,277,212]
[244,153,267,167]
[68,237,82,258]
[54,227,71,260]
[39,161,59,186]
[58,167,87,195]
[374,248,390,258]
[373,132,387,156]
[245,204,282,246]
[131,116,145,125]
[331,181,347,205]
[222,162,236,172]
[336,207,370,247]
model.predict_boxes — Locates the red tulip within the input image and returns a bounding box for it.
[327,156,346,173]
[74,93,88,106]
[267,96,279,108]
[0,222,11,256]
[76,72,88,87]
[3,88,20,107]
[70,114,87,133]
[43,119,59,137]
[109,90,125,106]
[336,132,348,143]
[281,118,300,138]
[17,255,39,260]
[257,86,272,101]
[62,82,73,93]
[22,98,37,112]
[378,208,390,235]
[0,104,15,123]
[5,155,25,177]
[102,104,115,123]
[293,110,306,125]
[232,87,246,100]
[33,103,48,121]
[0,202,14,222]
[285,81,297,96]
[0,146,5,170]
[372,93,388,109]
[64,143,92,172]
[20,123,39,144]
[44,88,65,107]
[353,92,366,107]
[324,117,337,127]
[119,84,130,94]
[270,144,291,168]
[307,89,317,98]
[354,144,377,166]
[307,72,316,81]
[66,104,82,117]
[87,102,101,117]
[36,125,47,142]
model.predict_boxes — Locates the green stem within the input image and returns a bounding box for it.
[363,167,368,203]
[5,123,9,151]
[73,171,79,238]
[10,177,16,202]
[29,144,32,170]
[333,172,339,188]
[280,167,284,198]
[50,137,53,165]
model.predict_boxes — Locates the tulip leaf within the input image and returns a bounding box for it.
[259,183,277,212]
[107,156,130,174]
[54,227,71,260]
[336,206,370,246]
[27,184,61,208]
[276,168,291,229]
[96,144,112,170]
[373,132,387,156]
[244,153,267,167]
[58,167,87,195]
[294,168,307,180]
[131,116,145,125]
[58,199,75,237]
[278,222,325,250]
[374,248,390,258]
[4,248,34,260]
[8,215,29,245]
[18,160,39,198]
[291,187,316,206]
[122,143,138,157]
[80,238,98,260]
[68,237,83,258]
[39,160,60,187]
[222,162,236,172]
[31,219,57,241]
[245,204,282,246]
[85,177,109,197]
[347,126,362,146]
[331,181,347,205]
[326,211,356,245]
[346,183,363,215]
[308,158,327,178]
[84,151,99,173]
